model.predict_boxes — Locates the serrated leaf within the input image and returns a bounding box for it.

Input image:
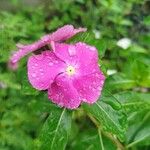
[82,89,127,141]
[37,108,72,150]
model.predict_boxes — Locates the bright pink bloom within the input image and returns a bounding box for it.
[10,25,105,109]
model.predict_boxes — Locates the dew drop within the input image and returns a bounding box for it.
[64,88,67,91]
[40,83,44,87]
[32,73,36,77]
[100,81,104,85]
[90,47,96,51]
[68,46,76,56]
[95,73,99,77]
[39,68,43,72]
[55,60,58,64]
[48,62,53,66]
[35,63,38,67]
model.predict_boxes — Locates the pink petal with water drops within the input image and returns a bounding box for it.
[73,70,105,104]
[27,51,65,90]
[52,43,77,63]
[75,42,99,75]
[48,74,81,109]
[42,25,86,42]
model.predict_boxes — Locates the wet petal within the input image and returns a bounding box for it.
[42,25,86,42]
[48,74,81,109]
[52,43,77,63]
[75,42,99,75]
[27,51,65,90]
[73,70,105,104]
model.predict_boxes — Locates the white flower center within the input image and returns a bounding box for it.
[66,65,75,76]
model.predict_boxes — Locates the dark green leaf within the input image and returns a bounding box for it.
[83,89,127,141]
[70,128,116,150]
[37,108,72,150]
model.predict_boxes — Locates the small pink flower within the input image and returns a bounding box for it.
[9,25,105,109]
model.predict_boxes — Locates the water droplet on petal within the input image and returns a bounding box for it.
[39,68,43,72]
[32,73,36,77]
[68,46,76,56]
[64,88,67,91]
[55,60,58,64]
[90,47,96,51]
[35,63,38,67]
[48,62,53,66]
[101,81,104,84]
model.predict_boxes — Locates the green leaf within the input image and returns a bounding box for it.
[88,39,107,58]
[82,89,127,141]
[70,128,116,150]
[127,112,150,148]
[37,108,72,150]
[129,44,148,54]
[123,59,150,87]
[105,73,137,91]
[114,91,150,113]
[143,16,150,26]
[114,91,150,146]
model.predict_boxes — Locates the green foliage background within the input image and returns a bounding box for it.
[0,0,150,150]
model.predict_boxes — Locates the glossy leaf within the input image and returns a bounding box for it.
[114,91,150,113]
[37,108,72,150]
[82,89,127,141]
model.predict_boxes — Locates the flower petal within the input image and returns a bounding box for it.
[27,51,65,90]
[48,74,81,109]
[75,42,99,75]
[42,25,86,42]
[53,42,100,76]
[52,43,76,63]
[73,70,105,104]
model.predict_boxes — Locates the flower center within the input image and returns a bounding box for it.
[66,65,75,76]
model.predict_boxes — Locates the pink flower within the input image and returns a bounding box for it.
[9,25,105,109]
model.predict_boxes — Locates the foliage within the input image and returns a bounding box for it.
[0,0,150,150]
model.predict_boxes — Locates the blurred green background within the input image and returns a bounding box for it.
[0,0,150,150]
